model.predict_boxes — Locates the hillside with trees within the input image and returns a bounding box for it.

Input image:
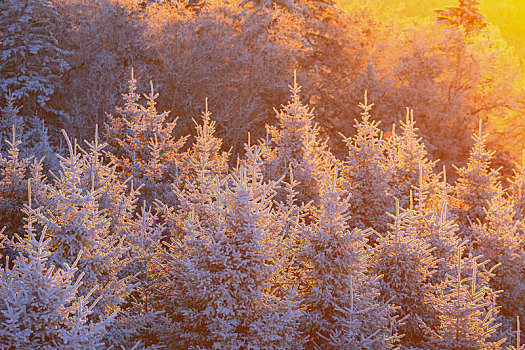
[0,0,524,348]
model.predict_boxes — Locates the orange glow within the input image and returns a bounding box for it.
[339,0,525,60]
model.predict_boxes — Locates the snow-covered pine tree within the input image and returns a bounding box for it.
[80,125,141,237]
[263,73,335,205]
[0,127,31,241]
[104,72,187,206]
[341,91,392,233]
[180,98,230,188]
[159,166,302,349]
[267,163,311,302]
[0,226,114,349]
[0,94,58,171]
[386,108,439,212]
[164,99,231,236]
[370,199,438,348]
[453,121,500,237]
[471,188,525,326]
[299,170,399,349]
[23,113,59,171]
[29,132,129,318]
[106,204,166,350]
[0,0,69,116]
[0,93,25,153]
[419,244,505,349]
[417,200,462,284]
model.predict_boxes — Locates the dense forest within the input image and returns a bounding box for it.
[0,0,524,349]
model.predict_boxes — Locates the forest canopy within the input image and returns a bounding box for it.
[0,0,524,349]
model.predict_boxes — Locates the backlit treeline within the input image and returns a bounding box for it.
[1,0,524,168]
[0,72,524,349]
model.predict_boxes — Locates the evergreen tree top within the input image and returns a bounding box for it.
[434,0,488,35]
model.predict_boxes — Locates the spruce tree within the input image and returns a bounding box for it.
[0,93,25,153]
[419,244,505,349]
[160,166,302,348]
[0,0,69,116]
[106,204,166,350]
[104,72,187,205]
[435,0,488,35]
[299,170,399,349]
[80,126,141,237]
[263,73,334,205]
[370,199,438,348]
[508,152,525,220]
[453,121,500,235]
[181,99,230,185]
[341,92,392,233]
[0,94,57,171]
[386,108,439,211]
[418,201,462,284]
[471,188,525,324]
[0,227,114,349]
[29,132,129,317]
[0,127,31,240]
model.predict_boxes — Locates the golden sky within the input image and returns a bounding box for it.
[345,0,525,60]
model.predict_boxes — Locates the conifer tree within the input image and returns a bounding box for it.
[80,126,141,237]
[106,204,166,350]
[0,94,57,170]
[299,171,399,348]
[29,132,129,317]
[341,92,392,233]
[435,0,488,35]
[181,99,230,187]
[418,201,462,284]
[0,0,69,116]
[268,164,311,302]
[471,188,525,324]
[160,166,302,349]
[0,227,114,349]
[453,121,500,235]
[370,199,438,347]
[263,73,334,204]
[0,94,25,152]
[23,113,59,171]
[419,244,504,349]
[0,127,31,240]
[104,72,187,205]
[386,108,439,211]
